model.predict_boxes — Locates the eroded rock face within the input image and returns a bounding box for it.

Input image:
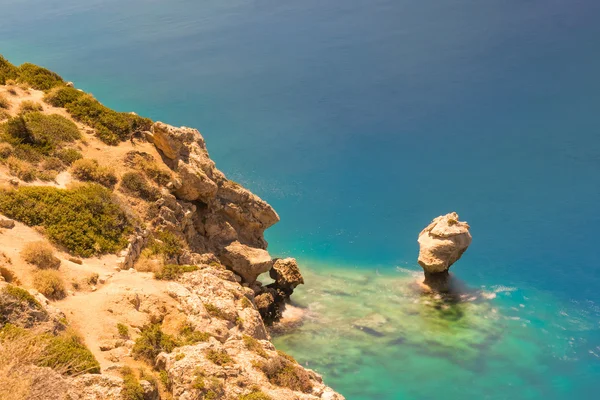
[417,212,472,288]
[269,258,304,294]
[148,122,279,283]
[221,241,273,283]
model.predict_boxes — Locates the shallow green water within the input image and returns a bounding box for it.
[273,263,600,399]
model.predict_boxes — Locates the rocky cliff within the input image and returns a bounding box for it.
[0,56,343,400]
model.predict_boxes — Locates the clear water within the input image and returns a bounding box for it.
[2,0,599,398]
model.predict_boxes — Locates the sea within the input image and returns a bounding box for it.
[1,0,599,398]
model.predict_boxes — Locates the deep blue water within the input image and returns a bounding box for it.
[2,0,600,398]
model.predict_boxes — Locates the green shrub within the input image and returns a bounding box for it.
[192,370,224,399]
[71,158,118,188]
[178,323,210,345]
[0,184,132,256]
[121,171,160,201]
[117,323,129,338]
[55,148,82,165]
[44,86,83,107]
[120,366,145,400]
[18,100,43,114]
[41,156,65,172]
[64,94,152,145]
[33,270,66,300]
[2,285,43,311]
[243,335,268,358]
[125,151,172,186]
[154,264,198,280]
[20,241,61,269]
[132,324,179,364]
[146,230,185,259]
[0,56,18,84]
[255,356,312,393]
[239,391,273,400]
[39,331,101,374]
[16,63,64,91]
[1,113,80,160]
[203,303,228,320]
[23,112,80,145]
[0,324,100,375]
[0,94,10,109]
[205,349,233,366]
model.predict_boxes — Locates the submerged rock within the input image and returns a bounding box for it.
[417,212,472,290]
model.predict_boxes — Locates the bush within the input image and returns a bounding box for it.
[146,230,185,260]
[178,322,210,345]
[0,109,9,121]
[242,335,268,358]
[2,285,43,310]
[5,156,36,181]
[120,367,145,400]
[18,101,43,114]
[239,391,273,400]
[117,323,129,338]
[256,356,312,393]
[0,56,18,85]
[39,331,100,374]
[154,264,198,280]
[64,94,152,145]
[44,86,83,108]
[1,113,80,160]
[121,171,160,201]
[0,184,132,256]
[33,270,66,300]
[205,349,233,366]
[0,324,100,378]
[21,241,61,269]
[23,112,80,145]
[125,151,172,186]
[0,94,10,109]
[41,157,65,172]
[71,158,118,188]
[203,303,229,320]
[16,63,64,91]
[55,148,82,165]
[132,324,179,364]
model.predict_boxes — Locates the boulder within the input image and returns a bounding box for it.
[173,161,218,201]
[0,218,15,229]
[269,258,304,291]
[221,241,272,283]
[417,212,471,288]
[150,121,199,160]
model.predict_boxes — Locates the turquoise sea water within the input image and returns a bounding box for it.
[1,0,599,398]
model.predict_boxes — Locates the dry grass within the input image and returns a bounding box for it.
[18,100,43,114]
[0,93,10,109]
[6,156,36,181]
[71,158,118,188]
[0,325,87,400]
[32,270,66,300]
[21,241,61,269]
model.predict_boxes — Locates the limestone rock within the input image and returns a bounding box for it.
[0,218,15,229]
[221,241,273,283]
[417,212,472,275]
[270,258,304,291]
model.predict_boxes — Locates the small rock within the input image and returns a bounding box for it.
[66,81,74,87]
[68,257,83,265]
[0,218,15,229]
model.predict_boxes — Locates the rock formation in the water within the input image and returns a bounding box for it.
[417,212,472,290]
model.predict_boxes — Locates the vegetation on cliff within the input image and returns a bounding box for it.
[0,184,132,256]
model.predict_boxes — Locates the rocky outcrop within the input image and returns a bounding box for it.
[147,122,279,281]
[417,212,472,290]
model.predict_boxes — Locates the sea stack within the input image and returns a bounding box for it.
[417,212,472,291]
